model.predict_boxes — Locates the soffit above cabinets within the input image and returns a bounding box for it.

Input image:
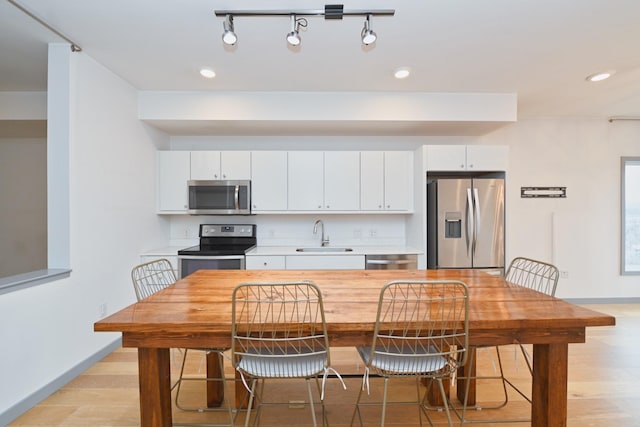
[139,91,517,136]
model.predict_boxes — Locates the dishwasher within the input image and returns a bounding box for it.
[365,254,418,270]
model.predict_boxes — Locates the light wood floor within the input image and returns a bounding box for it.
[8,304,640,426]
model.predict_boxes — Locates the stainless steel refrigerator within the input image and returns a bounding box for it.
[427,174,505,275]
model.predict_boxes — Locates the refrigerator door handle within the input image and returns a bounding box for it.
[473,188,481,259]
[466,188,474,258]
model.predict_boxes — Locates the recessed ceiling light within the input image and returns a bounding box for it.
[200,68,216,79]
[586,71,614,82]
[394,67,411,79]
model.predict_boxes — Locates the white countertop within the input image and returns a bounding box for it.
[141,246,185,256]
[142,246,422,257]
[246,246,422,256]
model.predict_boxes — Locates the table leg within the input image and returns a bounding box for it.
[206,351,224,407]
[531,343,568,427]
[457,347,476,406]
[137,348,172,427]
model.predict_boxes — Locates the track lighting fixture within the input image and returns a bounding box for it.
[286,15,306,46]
[215,4,394,48]
[361,14,376,45]
[222,14,237,45]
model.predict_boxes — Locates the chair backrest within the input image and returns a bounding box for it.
[231,281,330,375]
[505,257,560,296]
[368,280,469,375]
[131,258,177,301]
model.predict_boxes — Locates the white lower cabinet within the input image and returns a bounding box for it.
[245,255,286,270]
[285,255,365,270]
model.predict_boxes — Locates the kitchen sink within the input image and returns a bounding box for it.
[295,247,353,252]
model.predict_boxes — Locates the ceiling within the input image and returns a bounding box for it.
[3,0,640,136]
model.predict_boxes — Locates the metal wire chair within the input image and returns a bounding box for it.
[232,281,344,427]
[131,259,234,427]
[350,280,469,427]
[456,257,559,424]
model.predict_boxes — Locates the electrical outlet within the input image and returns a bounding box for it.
[369,229,377,237]
[354,229,362,238]
[98,303,107,318]
[183,228,190,238]
[560,271,569,279]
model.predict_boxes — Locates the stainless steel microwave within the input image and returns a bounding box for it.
[187,180,251,215]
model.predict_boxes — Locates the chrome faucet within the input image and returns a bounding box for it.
[313,219,330,247]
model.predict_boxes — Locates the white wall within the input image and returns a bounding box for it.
[0,137,47,276]
[0,49,170,420]
[478,117,640,299]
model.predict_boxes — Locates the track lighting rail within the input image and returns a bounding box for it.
[215,4,394,47]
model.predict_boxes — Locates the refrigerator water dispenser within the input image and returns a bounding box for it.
[444,212,462,238]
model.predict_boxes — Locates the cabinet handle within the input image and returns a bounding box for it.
[469,164,474,168]
[263,262,267,266]
[223,174,227,178]
[460,164,464,169]
[214,174,218,178]
[387,205,391,209]
[326,205,330,209]
[318,205,322,209]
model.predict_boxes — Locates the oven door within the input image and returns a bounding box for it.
[178,255,246,278]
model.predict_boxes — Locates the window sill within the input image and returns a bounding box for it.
[0,269,71,295]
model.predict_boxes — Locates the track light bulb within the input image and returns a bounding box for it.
[361,15,377,45]
[222,15,237,45]
[286,15,301,46]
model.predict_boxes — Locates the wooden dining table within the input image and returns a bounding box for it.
[94,268,615,427]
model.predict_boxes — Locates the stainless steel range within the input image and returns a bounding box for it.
[177,224,256,278]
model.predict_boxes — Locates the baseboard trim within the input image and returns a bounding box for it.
[0,337,122,426]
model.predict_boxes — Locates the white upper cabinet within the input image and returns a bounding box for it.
[361,151,413,212]
[384,151,414,211]
[251,151,288,211]
[426,145,508,171]
[190,151,220,179]
[157,151,190,213]
[288,151,360,211]
[465,145,509,171]
[324,151,360,211]
[190,151,251,180]
[288,151,325,210]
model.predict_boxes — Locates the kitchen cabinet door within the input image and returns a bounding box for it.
[384,151,413,211]
[361,151,413,212]
[324,151,360,210]
[251,151,287,211]
[190,151,221,179]
[426,145,508,171]
[157,151,190,213]
[288,151,324,210]
[285,255,365,270]
[190,151,251,180]
[220,151,251,179]
[466,145,508,171]
[425,145,467,171]
[361,151,385,210]
[245,255,286,270]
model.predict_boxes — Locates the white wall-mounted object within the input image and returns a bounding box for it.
[190,151,250,180]
[426,145,508,171]
[157,151,190,213]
